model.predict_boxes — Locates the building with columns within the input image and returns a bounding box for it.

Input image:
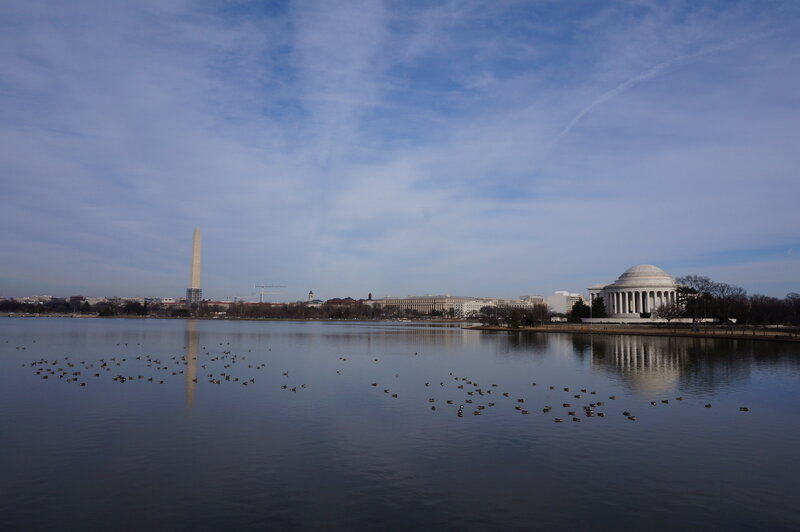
[371,295,471,315]
[588,264,678,318]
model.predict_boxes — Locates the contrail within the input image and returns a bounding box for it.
[549,59,674,150]
[546,28,789,155]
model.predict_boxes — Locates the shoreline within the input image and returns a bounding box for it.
[0,314,471,325]
[467,324,800,343]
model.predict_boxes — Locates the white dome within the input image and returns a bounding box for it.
[622,264,668,275]
[609,264,676,289]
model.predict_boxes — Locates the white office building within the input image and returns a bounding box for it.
[546,291,586,315]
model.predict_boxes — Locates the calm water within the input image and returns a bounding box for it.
[1,318,799,531]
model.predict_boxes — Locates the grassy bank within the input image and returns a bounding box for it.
[466,323,800,342]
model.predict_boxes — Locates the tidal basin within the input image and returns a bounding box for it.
[2,318,799,531]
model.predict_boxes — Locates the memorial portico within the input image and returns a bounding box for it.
[588,265,678,318]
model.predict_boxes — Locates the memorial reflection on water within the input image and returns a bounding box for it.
[488,330,800,395]
[588,335,687,393]
[585,333,800,395]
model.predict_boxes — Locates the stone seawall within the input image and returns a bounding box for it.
[466,324,800,343]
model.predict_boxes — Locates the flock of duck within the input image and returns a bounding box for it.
[364,369,752,422]
[19,342,279,388]
[14,339,751,422]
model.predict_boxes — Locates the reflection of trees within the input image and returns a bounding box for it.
[504,331,551,352]
[185,320,198,413]
[479,331,569,358]
[279,322,486,353]
[571,335,592,358]
[677,339,800,393]
[589,334,800,395]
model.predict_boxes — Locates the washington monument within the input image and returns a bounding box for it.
[186,228,202,308]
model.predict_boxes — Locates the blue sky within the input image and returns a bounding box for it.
[1,0,799,301]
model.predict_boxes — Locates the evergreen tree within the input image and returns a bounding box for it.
[591,296,607,318]
[571,300,590,320]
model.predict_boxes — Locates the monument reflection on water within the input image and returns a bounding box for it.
[184,319,197,412]
[1,318,798,531]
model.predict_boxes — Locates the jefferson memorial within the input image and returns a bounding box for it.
[588,265,678,318]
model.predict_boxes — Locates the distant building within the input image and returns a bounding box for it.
[454,299,542,318]
[546,291,585,315]
[588,264,678,318]
[372,295,472,315]
[16,295,53,304]
[305,290,324,307]
[454,300,493,318]
[372,295,545,318]
[496,297,545,309]
[519,295,546,304]
[325,297,361,308]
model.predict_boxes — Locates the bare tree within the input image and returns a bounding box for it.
[787,293,800,325]
[676,275,711,330]
[524,304,551,325]
[709,281,747,322]
[654,302,683,324]
[676,275,715,295]
[749,294,787,325]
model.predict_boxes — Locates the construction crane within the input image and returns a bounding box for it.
[255,284,286,303]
